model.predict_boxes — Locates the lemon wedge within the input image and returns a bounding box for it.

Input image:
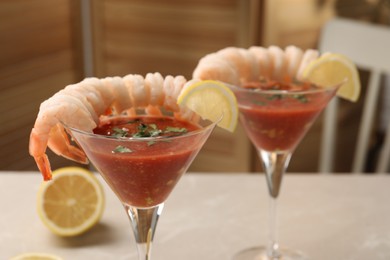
[9,252,63,260]
[37,167,105,237]
[177,80,238,132]
[302,53,361,102]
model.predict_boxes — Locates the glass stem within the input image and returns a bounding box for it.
[259,150,292,259]
[268,197,280,258]
[124,203,164,260]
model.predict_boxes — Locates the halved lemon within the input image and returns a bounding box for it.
[37,167,105,237]
[302,53,361,102]
[177,80,238,132]
[9,252,63,260]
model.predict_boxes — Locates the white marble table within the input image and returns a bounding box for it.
[1,172,390,260]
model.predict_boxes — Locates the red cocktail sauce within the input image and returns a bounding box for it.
[237,81,336,152]
[89,116,202,208]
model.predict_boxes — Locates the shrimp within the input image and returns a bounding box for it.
[267,45,287,82]
[284,45,304,79]
[296,49,319,81]
[82,77,115,111]
[174,79,201,122]
[216,47,259,83]
[192,53,240,86]
[29,93,96,180]
[248,46,272,80]
[193,45,322,85]
[144,72,165,116]
[102,76,133,115]
[146,72,165,106]
[162,75,187,112]
[124,74,148,108]
[29,73,194,181]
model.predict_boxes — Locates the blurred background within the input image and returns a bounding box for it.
[1,0,389,173]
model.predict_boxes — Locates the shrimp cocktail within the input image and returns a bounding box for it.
[29,73,222,259]
[193,45,360,259]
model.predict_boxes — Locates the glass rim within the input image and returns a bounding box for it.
[225,80,345,95]
[61,114,221,142]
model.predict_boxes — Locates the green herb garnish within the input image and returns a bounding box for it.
[112,145,133,153]
[133,123,163,137]
[111,127,129,137]
[148,124,162,137]
[133,124,188,138]
[292,94,308,103]
[147,139,172,146]
[147,141,156,146]
[267,94,283,101]
[164,127,188,133]
[138,123,148,131]
[127,119,140,124]
[253,100,267,106]
[132,123,148,137]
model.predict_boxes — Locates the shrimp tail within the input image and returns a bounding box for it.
[47,124,88,164]
[34,154,52,181]
[30,129,53,180]
[29,129,51,180]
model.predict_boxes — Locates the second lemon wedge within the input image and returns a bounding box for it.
[302,53,361,102]
[177,80,238,132]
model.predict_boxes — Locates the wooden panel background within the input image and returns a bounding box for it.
[0,0,84,171]
[262,0,335,49]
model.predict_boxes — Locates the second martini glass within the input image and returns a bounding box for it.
[65,111,218,260]
[230,82,340,260]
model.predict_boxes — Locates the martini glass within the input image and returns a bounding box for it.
[230,82,340,260]
[64,111,218,260]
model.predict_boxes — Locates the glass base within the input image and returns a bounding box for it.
[232,246,308,260]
